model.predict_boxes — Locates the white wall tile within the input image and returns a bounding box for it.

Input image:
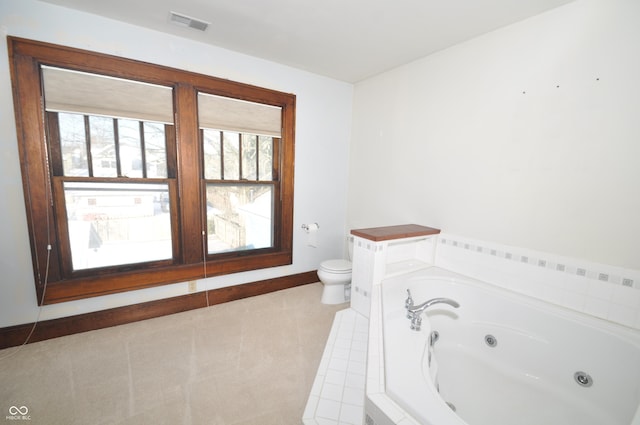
[317,394,342,421]
[583,297,610,320]
[325,369,347,386]
[564,274,589,294]
[435,233,640,329]
[347,372,366,390]
[367,394,406,423]
[321,382,344,402]
[310,377,324,396]
[340,403,364,425]
[316,418,339,425]
[607,304,638,328]
[347,359,366,376]
[303,395,320,419]
[561,290,587,312]
[332,347,351,360]
[328,357,349,372]
[334,338,352,350]
[307,309,368,424]
[342,387,365,406]
[612,285,640,308]
[587,279,614,301]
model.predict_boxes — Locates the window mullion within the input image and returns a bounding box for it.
[174,83,203,264]
[84,115,94,177]
[255,136,260,182]
[113,118,122,177]
[238,132,243,180]
[219,130,225,180]
[139,121,148,178]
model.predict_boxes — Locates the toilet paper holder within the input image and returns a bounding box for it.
[301,223,319,231]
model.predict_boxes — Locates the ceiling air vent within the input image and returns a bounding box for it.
[169,11,209,32]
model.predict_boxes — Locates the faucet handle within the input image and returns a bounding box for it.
[405,289,414,318]
[405,289,414,307]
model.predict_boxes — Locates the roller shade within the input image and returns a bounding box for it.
[198,92,282,137]
[42,66,174,124]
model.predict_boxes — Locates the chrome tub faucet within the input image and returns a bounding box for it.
[405,289,459,331]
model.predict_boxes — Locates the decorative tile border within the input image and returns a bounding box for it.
[439,237,639,290]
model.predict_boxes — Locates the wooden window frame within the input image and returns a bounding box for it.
[8,37,296,304]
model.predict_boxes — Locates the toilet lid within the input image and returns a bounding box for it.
[320,259,352,272]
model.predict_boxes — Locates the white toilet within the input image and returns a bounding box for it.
[317,259,352,304]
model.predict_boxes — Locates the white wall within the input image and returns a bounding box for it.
[348,0,640,271]
[0,0,353,327]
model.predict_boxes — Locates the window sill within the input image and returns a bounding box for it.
[41,250,293,304]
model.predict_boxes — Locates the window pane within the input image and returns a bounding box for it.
[118,119,143,178]
[258,136,273,181]
[223,132,240,180]
[59,113,89,177]
[144,122,167,178]
[64,182,172,270]
[242,134,257,180]
[203,129,221,180]
[89,116,117,177]
[206,184,273,254]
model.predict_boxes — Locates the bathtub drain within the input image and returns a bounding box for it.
[484,334,497,347]
[574,371,593,387]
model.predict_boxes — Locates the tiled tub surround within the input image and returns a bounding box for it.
[303,309,369,425]
[435,233,640,329]
[369,267,640,425]
[350,225,441,319]
[306,226,640,424]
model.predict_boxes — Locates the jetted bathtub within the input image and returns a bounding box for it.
[379,267,640,425]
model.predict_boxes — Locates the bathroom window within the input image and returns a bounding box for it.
[202,131,276,254]
[50,112,174,270]
[199,93,281,256]
[8,37,295,304]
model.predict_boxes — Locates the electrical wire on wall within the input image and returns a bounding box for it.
[200,186,209,307]
[0,245,52,362]
[202,230,209,307]
[0,117,53,360]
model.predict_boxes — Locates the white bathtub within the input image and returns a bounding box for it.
[378,267,640,425]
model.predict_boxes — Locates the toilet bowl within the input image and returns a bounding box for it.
[318,259,352,304]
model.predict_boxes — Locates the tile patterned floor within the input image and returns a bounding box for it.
[303,309,369,425]
[0,283,346,425]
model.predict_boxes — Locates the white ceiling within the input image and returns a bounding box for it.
[40,0,576,83]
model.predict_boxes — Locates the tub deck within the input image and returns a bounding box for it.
[303,309,369,425]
